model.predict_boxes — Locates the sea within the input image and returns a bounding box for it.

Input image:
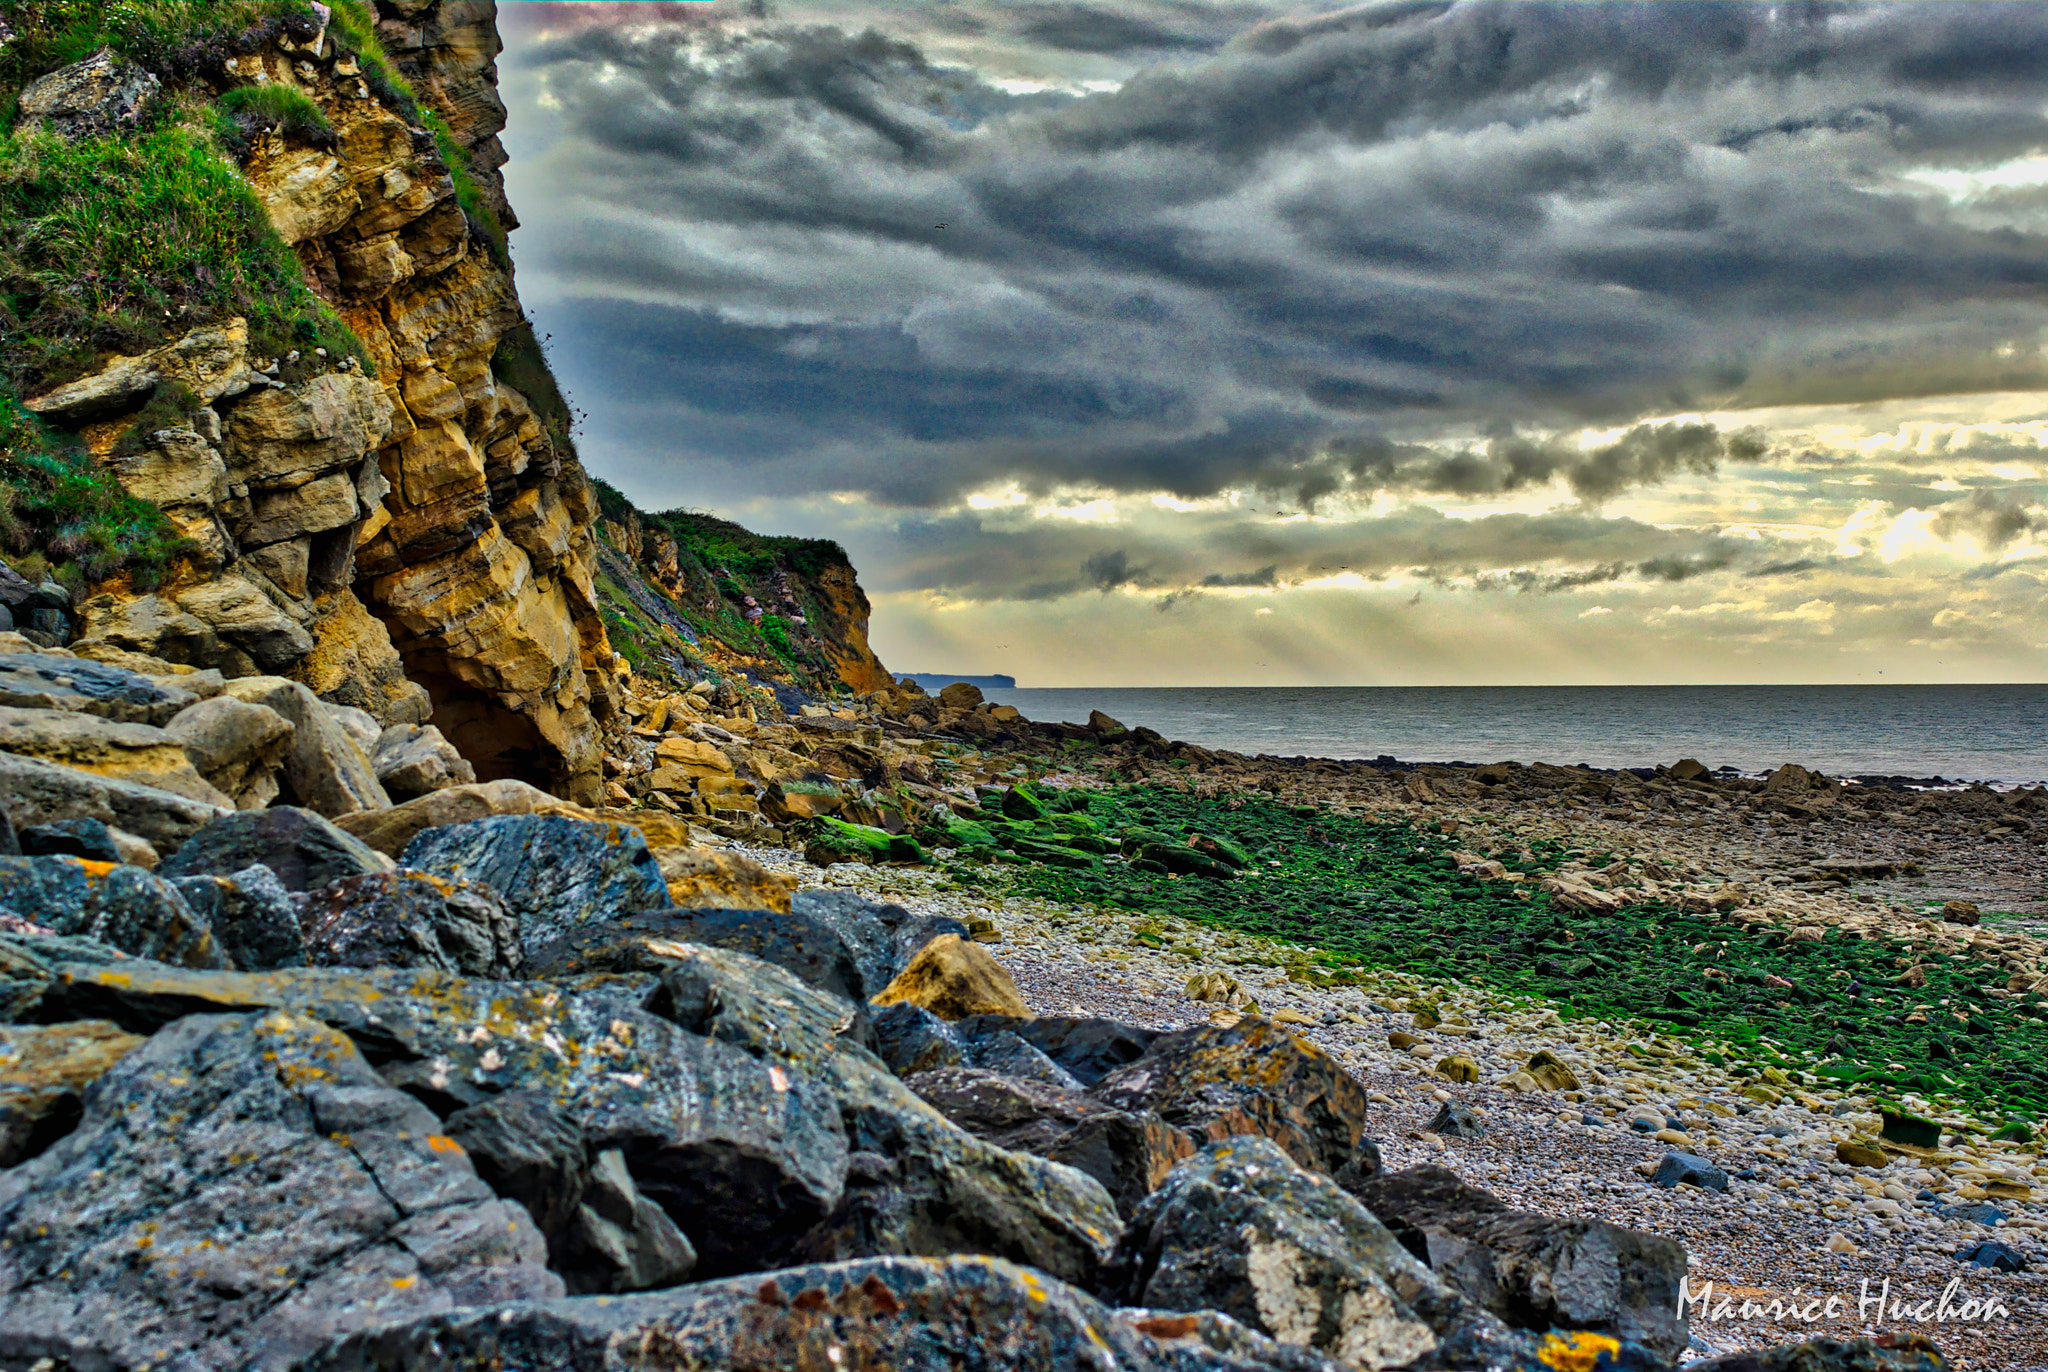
[976,684,2048,788]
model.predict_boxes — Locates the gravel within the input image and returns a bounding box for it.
[730,841,2048,1370]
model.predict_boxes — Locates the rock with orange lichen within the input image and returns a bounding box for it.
[298,868,519,978]
[0,1009,559,1369]
[0,853,226,969]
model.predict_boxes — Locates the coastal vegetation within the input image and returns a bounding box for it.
[975,785,2048,1127]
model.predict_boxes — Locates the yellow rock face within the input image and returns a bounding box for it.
[870,933,1031,1021]
[653,845,797,913]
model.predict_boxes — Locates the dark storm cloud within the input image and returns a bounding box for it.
[866,504,1785,603]
[1929,488,2048,550]
[502,0,2048,510]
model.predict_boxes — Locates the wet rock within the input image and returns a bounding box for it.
[298,868,520,977]
[967,1028,1086,1089]
[1106,1136,1541,1370]
[1651,1151,1728,1192]
[372,722,476,801]
[161,806,393,893]
[19,816,121,863]
[0,1010,560,1370]
[0,751,229,850]
[656,842,800,912]
[171,863,306,971]
[1094,1018,1372,1176]
[220,677,389,817]
[297,1254,1346,1372]
[907,1065,1196,1218]
[790,887,970,992]
[0,1019,146,1167]
[164,695,295,809]
[400,814,670,961]
[870,932,1030,1020]
[0,855,226,969]
[442,1091,696,1294]
[980,1014,1163,1088]
[1354,1165,1690,1362]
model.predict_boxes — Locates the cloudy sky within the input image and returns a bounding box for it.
[495,0,2048,686]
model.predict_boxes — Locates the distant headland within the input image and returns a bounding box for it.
[901,673,1017,691]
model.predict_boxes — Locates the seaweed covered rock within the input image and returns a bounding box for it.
[804,815,928,867]
[297,1254,1353,1372]
[0,855,227,969]
[0,1010,560,1371]
[1093,1018,1371,1175]
[400,814,670,960]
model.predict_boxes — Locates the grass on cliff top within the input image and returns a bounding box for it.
[984,785,2048,1126]
[0,0,316,102]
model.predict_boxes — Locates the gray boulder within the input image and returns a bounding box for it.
[18,816,120,863]
[160,807,392,893]
[443,1091,696,1294]
[967,1028,1086,1089]
[907,1064,1195,1218]
[170,864,307,971]
[789,887,971,994]
[0,651,195,724]
[1354,1164,1690,1362]
[297,1254,1353,1372]
[163,695,295,809]
[1688,1337,1953,1372]
[15,49,160,140]
[868,1000,967,1075]
[298,868,520,977]
[373,722,475,801]
[0,854,226,969]
[0,1010,560,1371]
[1107,1136,1550,1371]
[0,749,229,851]
[219,677,389,817]
[400,815,670,961]
[956,1013,1162,1087]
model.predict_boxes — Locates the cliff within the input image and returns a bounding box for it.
[0,0,890,806]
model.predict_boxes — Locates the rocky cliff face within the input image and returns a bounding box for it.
[5,0,891,805]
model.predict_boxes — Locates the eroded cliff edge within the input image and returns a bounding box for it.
[0,0,890,806]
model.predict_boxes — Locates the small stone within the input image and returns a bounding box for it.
[1650,1151,1727,1192]
[1424,1100,1486,1139]
[1653,1127,1690,1146]
[1387,1030,1421,1049]
[1836,1138,1890,1169]
[1940,900,1980,926]
[1825,1234,1862,1255]
[1955,1239,2027,1272]
[1436,1055,1479,1083]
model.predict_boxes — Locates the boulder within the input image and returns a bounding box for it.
[372,722,475,801]
[335,778,567,856]
[966,1028,1086,1089]
[0,704,231,805]
[170,864,306,971]
[441,1091,696,1294]
[160,807,393,893]
[0,1019,146,1167]
[1650,1151,1727,1192]
[868,1000,968,1076]
[962,1015,1163,1088]
[871,932,1030,1020]
[14,49,160,141]
[18,816,120,863]
[1354,1165,1690,1362]
[298,868,520,977]
[399,814,670,962]
[220,677,389,817]
[0,751,229,851]
[1688,1337,1952,1372]
[656,843,798,912]
[938,681,985,710]
[0,855,227,969]
[805,815,927,866]
[907,1065,1196,1217]
[163,696,295,809]
[1093,1018,1371,1176]
[0,651,196,724]
[296,1254,1346,1372]
[0,1010,560,1371]
[1106,1136,1541,1371]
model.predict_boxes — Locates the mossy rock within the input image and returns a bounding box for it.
[804,817,926,867]
[1000,785,1047,821]
[1046,811,1102,838]
[920,814,997,852]
[1138,844,1236,880]
[1878,1106,1942,1150]
[1187,833,1250,869]
[1118,827,1177,857]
